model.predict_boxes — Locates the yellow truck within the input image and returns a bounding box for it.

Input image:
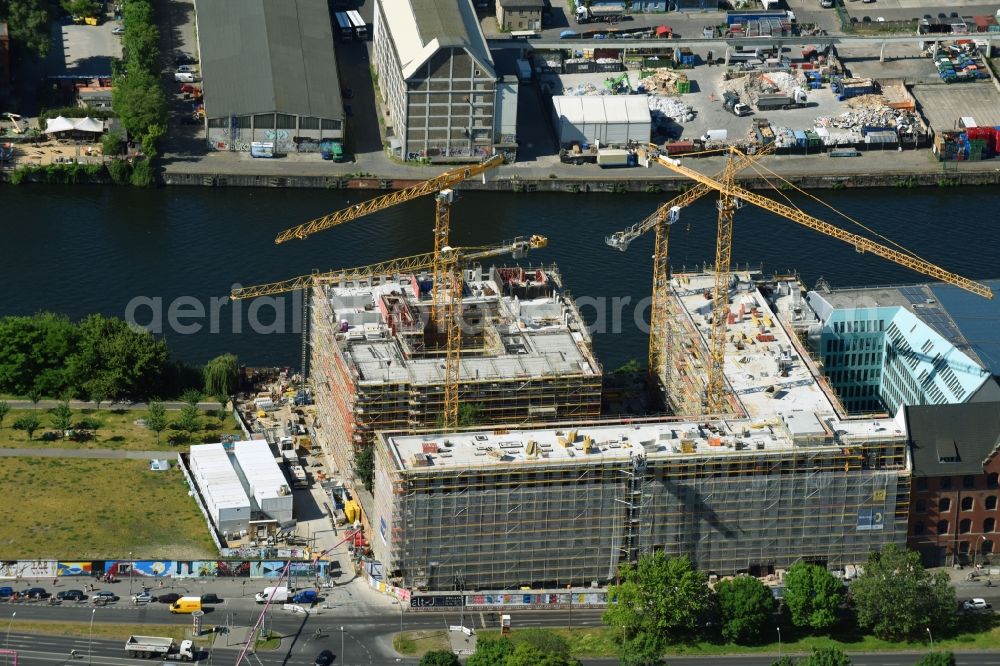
[169,596,202,614]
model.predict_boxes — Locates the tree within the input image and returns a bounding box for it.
[67,315,169,401]
[770,658,795,666]
[715,575,775,644]
[140,122,165,159]
[0,313,78,396]
[915,652,956,666]
[204,354,239,405]
[419,651,460,666]
[466,638,514,666]
[0,0,52,56]
[79,416,103,441]
[0,401,9,429]
[129,158,155,187]
[783,561,843,631]
[27,388,42,405]
[111,70,166,139]
[51,400,73,434]
[13,414,40,440]
[801,647,851,666]
[850,544,957,641]
[354,446,374,492]
[181,389,202,407]
[177,403,201,435]
[147,401,167,444]
[503,643,580,666]
[604,552,710,653]
[61,0,101,17]
[617,632,665,666]
[107,158,131,185]
[101,130,122,157]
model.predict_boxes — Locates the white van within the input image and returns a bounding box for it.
[255,586,289,604]
[174,72,199,83]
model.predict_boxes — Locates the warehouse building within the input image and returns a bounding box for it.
[196,0,344,154]
[906,401,1000,568]
[188,443,252,539]
[372,412,909,590]
[373,0,507,161]
[804,280,1000,414]
[550,95,652,148]
[309,263,603,478]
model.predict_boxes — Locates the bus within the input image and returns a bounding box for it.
[346,10,367,40]
[334,12,353,41]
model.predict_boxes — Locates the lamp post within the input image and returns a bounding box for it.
[777,626,782,659]
[128,551,133,597]
[5,611,15,650]
[927,627,934,649]
[340,626,345,666]
[88,608,96,665]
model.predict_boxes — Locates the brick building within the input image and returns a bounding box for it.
[906,401,1000,567]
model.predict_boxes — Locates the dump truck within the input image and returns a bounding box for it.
[575,4,624,23]
[754,118,775,145]
[756,89,807,111]
[124,636,195,660]
[723,91,751,116]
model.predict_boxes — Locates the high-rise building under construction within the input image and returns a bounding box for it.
[309,263,603,475]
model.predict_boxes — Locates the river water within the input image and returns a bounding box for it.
[4,185,998,371]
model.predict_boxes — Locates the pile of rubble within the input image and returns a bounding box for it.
[648,96,696,123]
[721,71,805,105]
[562,82,605,96]
[638,69,689,95]
[814,94,920,134]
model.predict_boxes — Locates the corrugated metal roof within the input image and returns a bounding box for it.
[196,0,343,120]
[189,444,251,512]
[551,96,651,126]
[380,0,495,81]
[233,440,288,504]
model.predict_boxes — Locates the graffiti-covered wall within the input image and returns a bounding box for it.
[0,559,331,580]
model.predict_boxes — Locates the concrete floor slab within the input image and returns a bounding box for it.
[912,81,1000,131]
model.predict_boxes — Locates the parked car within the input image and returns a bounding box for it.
[963,598,993,611]
[111,26,125,34]
[56,589,86,601]
[314,650,334,666]
[0,587,14,599]
[157,593,181,604]
[132,592,154,604]
[174,54,197,66]
[200,593,222,604]
[176,65,198,73]
[21,588,48,599]
[174,72,199,83]
[180,83,200,94]
[92,591,118,603]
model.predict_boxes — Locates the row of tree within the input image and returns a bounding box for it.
[0,312,238,402]
[603,545,958,665]
[109,0,166,183]
[0,0,51,57]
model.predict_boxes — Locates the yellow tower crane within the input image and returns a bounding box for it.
[605,143,775,406]
[265,156,505,429]
[651,148,992,413]
[233,235,549,432]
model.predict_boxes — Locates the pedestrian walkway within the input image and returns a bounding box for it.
[0,447,168,459]
[4,399,222,411]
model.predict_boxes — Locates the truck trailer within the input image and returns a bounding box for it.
[723,91,751,116]
[124,636,195,660]
[756,90,807,111]
[576,5,624,23]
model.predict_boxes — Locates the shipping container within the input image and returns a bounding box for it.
[597,148,631,167]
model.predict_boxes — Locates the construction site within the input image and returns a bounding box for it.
[309,262,603,476]
[371,412,910,590]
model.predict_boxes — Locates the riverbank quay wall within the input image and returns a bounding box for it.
[153,165,1000,191]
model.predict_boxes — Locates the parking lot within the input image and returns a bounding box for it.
[55,21,123,75]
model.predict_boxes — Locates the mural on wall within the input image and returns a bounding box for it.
[0,562,23,578]
[56,562,92,576]
[132,561,173,577]
[250,561,286,578]
[217,561,251,577]
[19,561,57,578]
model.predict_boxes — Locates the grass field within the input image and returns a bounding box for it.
[393,630,451,656]
[0,407,241,451]
[0,458,217,559]
[10,620,216,643]
[473,619,1000,658]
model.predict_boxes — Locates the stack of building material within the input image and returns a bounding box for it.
[638,69,691,95]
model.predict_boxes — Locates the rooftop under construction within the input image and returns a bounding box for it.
[309,262,603,475]
[659,269,848,420]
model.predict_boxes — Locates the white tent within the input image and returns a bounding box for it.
[73,117,105,133]
[45,116,75,133]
